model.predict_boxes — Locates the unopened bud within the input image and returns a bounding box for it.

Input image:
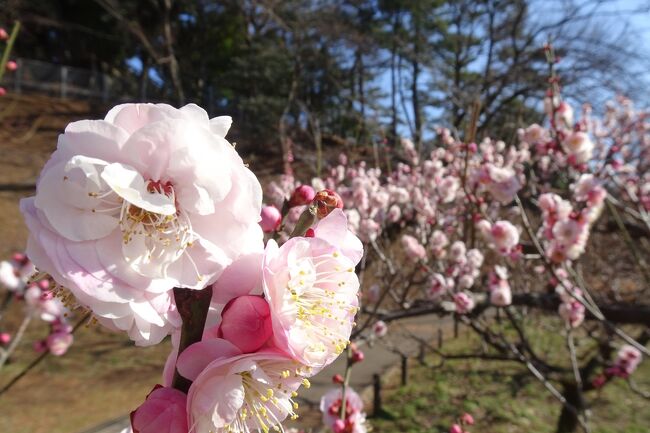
[351,349,364,364]
[259,206,282,233]
[289,185,315,207]
[312,189,343,219]
[332,374,344,384]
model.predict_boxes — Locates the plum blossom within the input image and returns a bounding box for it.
[562,132,594,164]
[21,103,264,345]
[182,347,306,433]
[606,345,642,378]
[427,273,451,299]
[488,266,512,307]
[46,331,74,356]
[401,235,427,261]
[320,387,367,433]
[454,292,475,314]
[263,209,362,369]
[0,253,35,293]
[481,164,522,204]
[372,320,388,338]
[480,220,520,256]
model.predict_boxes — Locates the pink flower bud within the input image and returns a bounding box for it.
[259,205,282,233]
[0,332,11,345]
[332,374,344,384]
[33,339,47,353]
[461,413,474,425]
[450,424,463,433]
[11,252,27,263]
[313,189,344,219]
[5,60,17,71]
[591,374,606,389]
[0,28,8,40]
[289,185,316,207]
[0,87,6,97]
[46,331,73,356]
[351,349,364,364]
[131,386,189,433]
[305,228,315,237]
[217,295,272,353]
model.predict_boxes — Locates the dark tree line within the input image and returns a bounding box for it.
[1,0,649,164]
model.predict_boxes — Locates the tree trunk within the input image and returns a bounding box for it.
[390,13,399,146]
[411,9,422,152]
[556,383,585,433]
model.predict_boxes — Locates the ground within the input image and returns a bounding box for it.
[370,323,650,433]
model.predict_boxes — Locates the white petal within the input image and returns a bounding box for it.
[35,162,120,242]
[209,116,232,138]
[101,162,175,215]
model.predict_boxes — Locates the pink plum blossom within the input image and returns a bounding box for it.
[320,387,367,433]
[401,235,427,261]
[454,292,475,314]
[372,320,388,338]
[46,331,73,356]
[562,132,594,164]
[182,348,306,433]
[263,210,362,369]
[481,164,522,204]
[20,103,264,345]
[488,266,512,307]
[607,345,642,378]
[130,386,188,433]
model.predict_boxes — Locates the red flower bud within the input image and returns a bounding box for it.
[289,185,316,207]
[332,374,344,384]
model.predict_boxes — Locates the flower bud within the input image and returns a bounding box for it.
[351,348,364,364]
[332,374,344,384]
[5,60,17,72]
[259,205,282,233]
[0,332,11,345]
[131,386,188,433]
[0,87,6,97]
[289,185,316,207]
[33,340,47,353]
[217,295,272,353]
[313,189,344,219]
[450,424,463,433]
[0,28,8,40]
[461,413,474,425]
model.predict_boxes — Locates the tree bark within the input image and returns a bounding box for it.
[556,383,585,433]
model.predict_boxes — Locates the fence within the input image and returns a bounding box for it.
[1,58,168,102]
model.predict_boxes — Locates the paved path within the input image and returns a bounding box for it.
[77,315,454,433]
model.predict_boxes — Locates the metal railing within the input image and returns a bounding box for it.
[1,58,167,102]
